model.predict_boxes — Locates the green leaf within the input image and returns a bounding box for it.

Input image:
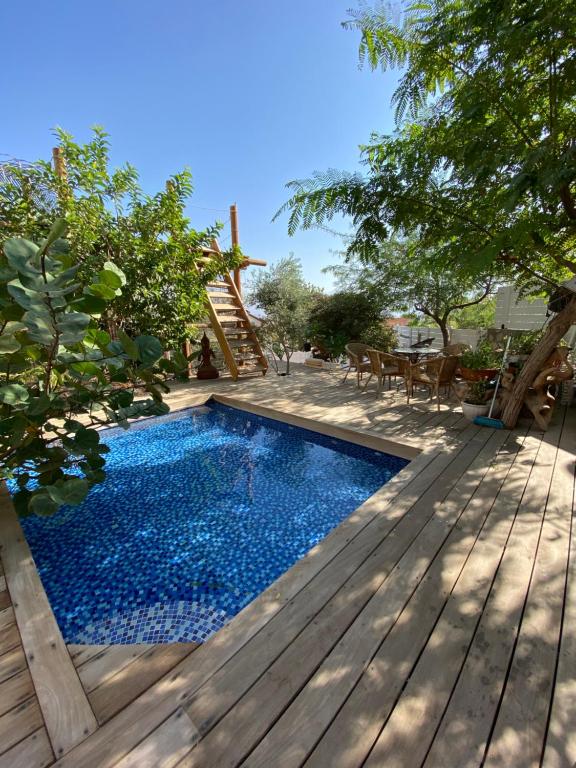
[0,336,21,354]
[71,294,108,315]
[47,477,89,506]
[29,492,60,517]
[38,218,67,254]
[26,393,53,415]
[98,268,123,291]
[74,426,101,449]
[22,308,55,345]
[3,238,40,275]
[0,383,29,405]
[135,335,163,364]
[56,312,91,344]
[102,261,126,286]
[118,329,139,360]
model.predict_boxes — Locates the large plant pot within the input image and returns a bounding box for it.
[459,366,498,382]
[461,401,490,422]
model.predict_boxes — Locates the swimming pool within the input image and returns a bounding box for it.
[20,400,409,644]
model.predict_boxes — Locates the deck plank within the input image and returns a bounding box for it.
[89,644,196,724]
[0,622,20,655]
[238,428,527,768]
[0,697,44,755]
[483,411,572,768]
[178,428,509,767]
[115,709,198,768]
[422,416,565,767]
[76,645,156,694]
[0,668,35,717]
[0,605,15,632]
[358,426,547,768]
[0,645,27,684]
[0,487,98,757]
[306,425,529,768]
[0,727,53,768]
[543,409,576,768]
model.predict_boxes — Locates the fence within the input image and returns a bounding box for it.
[393,326,482,349]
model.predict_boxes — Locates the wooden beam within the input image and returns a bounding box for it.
[230,204,241,295]
[0,486,97,757]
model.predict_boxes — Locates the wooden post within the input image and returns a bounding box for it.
[52,147,67,182]
[230,203,241,295]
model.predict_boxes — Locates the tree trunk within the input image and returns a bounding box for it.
[502,294,576,428]
[439,321,450,347]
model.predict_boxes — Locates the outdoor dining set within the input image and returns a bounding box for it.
[342,340,469,410]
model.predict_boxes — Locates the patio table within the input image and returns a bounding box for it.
[393,347,441,364]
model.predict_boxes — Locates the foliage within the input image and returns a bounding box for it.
[329,240,493,345]
[307,290,394,359]
[278,1,576,291]
[464,380,490,405]
[460,340,501,370]
[450,297,496,329]
[276,0,576,425]
[507,329,544,356]
[0,222,186,516]
[0,128,242,348]
[247,256,318,374]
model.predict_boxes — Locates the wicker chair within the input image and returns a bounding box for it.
[363,350,408,395]
[406,355,460,410]
[343,342,371,387]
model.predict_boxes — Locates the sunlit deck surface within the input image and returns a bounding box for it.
[0,364,575,767]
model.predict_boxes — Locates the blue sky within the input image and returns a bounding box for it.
[2,1,399,290]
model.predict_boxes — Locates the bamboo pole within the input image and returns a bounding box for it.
[230,203,241,295]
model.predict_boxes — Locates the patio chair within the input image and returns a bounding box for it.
[342,342,371,387]
[406,354,460,410]
[440,342,470,356]
[363,349,407,395]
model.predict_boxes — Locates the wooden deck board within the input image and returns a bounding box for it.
[543,408,576,767]
[306,425,530,768]
[178,428,507,767]
[0,367,572,768]
[0,726,53,768]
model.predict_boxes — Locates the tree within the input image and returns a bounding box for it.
[277,0,576,427]
[247,256,318,374]
[307,290,396,358]
[0,128,241,348]
[329,240,493,345]
[0,221,185,516]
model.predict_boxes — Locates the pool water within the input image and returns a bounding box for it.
[20,401,408,644]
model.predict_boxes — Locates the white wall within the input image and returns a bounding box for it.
[393,326,482,349]
[494,286,548,330]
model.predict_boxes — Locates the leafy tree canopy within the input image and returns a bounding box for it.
[0,127,241,348]
[247,256,319,373]
[276,0,576,425]
[307,290,395,358]
[329,239,494,344]
[278,0,576,292]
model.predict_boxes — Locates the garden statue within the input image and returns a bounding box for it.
[196,332,219,380]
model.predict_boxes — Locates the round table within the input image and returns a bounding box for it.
[393,347,441,364]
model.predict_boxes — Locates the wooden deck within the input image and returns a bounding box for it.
[0,365,574,767]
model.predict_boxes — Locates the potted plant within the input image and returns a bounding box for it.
[507,329,542,363]
[461,380,491,421]
[459,340,501,381]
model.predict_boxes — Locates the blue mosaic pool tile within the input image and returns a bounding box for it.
[16,401,408,645]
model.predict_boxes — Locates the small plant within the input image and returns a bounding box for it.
[507,329,543,356]
[464,380,490,405]
[460,339,500,369]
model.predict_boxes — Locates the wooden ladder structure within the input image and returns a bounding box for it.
[200,241,268,381]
